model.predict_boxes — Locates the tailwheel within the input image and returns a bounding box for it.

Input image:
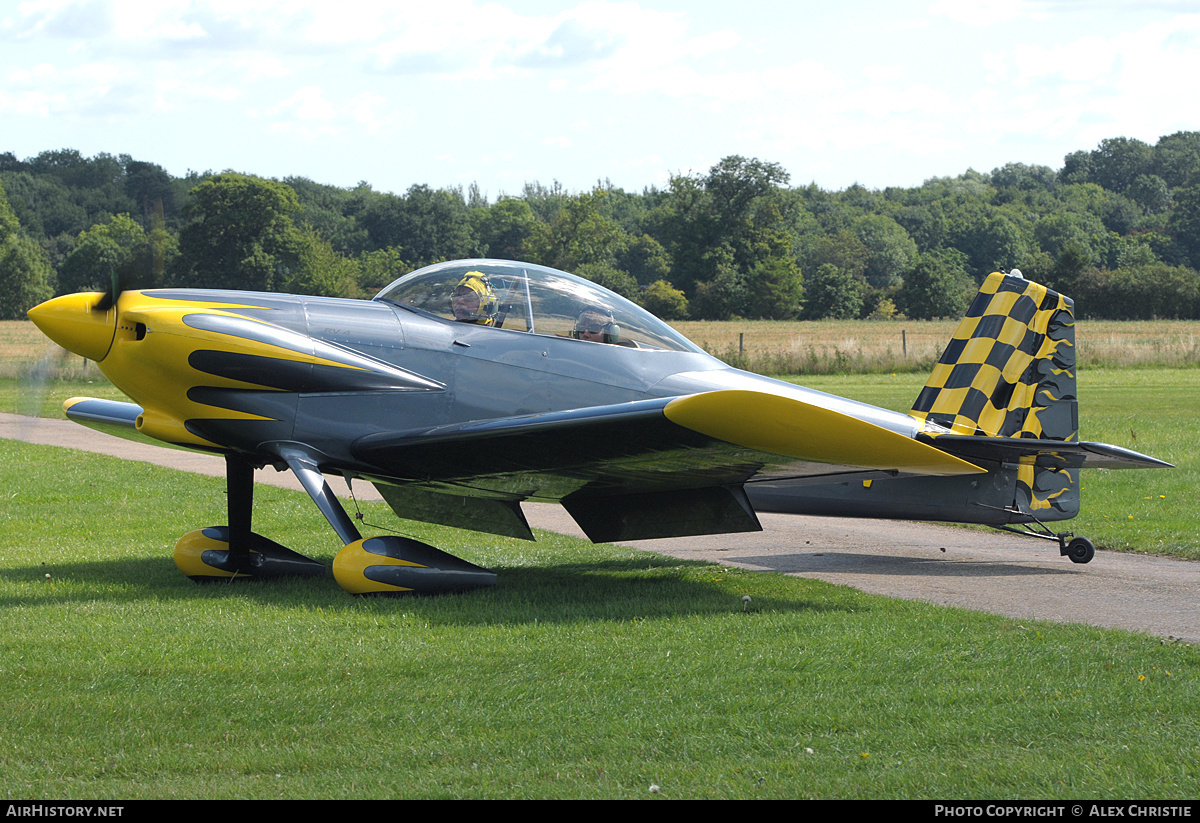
[996,517,1098,565]
[1064,536,1095,565]
[174,527,327,582]
[333,535,496,595]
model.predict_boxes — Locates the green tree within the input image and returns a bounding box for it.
[58,213,171,294]
[0,171,88,238]
[358,247,411,295]
[574,261,639,301]
[854,213,917,289]
[990,162,1058,193]
[1099,193,1143,235]
[895,249,973,319]
[801,228,869,282]
[1152,131,1200,189]
[523,188,628,273]
[742,235,804,319]
[705,156,791,273]
[521,180,569,224]
[1089,137,1154,193]
[1060,150,1093,185]
[1032,212,1104,267]
[1075,263,1200,319]
[178,173,303,291]
[638,280,689,319]
[284,227,361,298]
[0,179,21,240]
[286,176,371,255]
[1167,182,1200,270]
[657,156,797,306]
[617,233,671,285]
[951,210,1026,278]
[123,159,179,226]
[474,197,538,262]
[393,184,478,264]
[1126,174,1171,215]
[0,178,53,318]
[690,246,747,320]
[891,203,947,252]
[1048,241,1093,295]
[655,172,715,294]
[19,150,137,229]
[804,263,863,319]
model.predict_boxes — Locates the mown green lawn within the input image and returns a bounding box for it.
[0,439,1197,799]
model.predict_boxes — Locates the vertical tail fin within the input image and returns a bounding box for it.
[910,271,1077,441]
[910,271,1079,518]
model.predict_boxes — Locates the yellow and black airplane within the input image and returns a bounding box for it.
[27,259,1170,595]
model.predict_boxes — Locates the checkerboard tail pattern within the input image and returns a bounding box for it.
[910,272,1078,517]
[910,272,1076,440]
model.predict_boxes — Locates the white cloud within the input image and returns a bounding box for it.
[3,0,1198,193]
[862,64,904,83]
[0,88,69,117]
[927,0,1034,26]
[268,85,336,122]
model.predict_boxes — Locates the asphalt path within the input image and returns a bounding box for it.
[3,411,1197,643]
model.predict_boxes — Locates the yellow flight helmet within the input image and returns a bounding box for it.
[451,271,499,325]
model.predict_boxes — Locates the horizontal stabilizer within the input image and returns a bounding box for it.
[918,433,1174,470]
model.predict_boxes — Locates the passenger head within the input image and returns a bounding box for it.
[573,305,619,344]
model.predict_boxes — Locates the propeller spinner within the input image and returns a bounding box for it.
[27,292,119,362]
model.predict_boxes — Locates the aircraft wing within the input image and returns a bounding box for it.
[58,391,989,544]
[352,389,983,542]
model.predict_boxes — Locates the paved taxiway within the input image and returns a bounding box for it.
[3,411,1196,643]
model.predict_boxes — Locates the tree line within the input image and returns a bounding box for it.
[3,133,1200,322]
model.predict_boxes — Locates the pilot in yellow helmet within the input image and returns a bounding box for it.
[450,272,499,325]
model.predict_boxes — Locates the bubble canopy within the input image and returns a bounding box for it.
[375,260,703,353]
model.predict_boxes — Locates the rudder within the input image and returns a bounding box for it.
[910,271,1077,441]
[910,271,1079,518]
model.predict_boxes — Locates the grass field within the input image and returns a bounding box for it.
[0,440,1196,799]
[1,319,1197,798]
[674,318,1200,374]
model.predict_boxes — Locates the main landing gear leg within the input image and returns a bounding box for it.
[173,453,327,582]
[226,452,254,571]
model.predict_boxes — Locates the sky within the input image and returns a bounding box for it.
[2,0,1199,199]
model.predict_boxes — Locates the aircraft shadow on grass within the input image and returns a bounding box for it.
[0,554,851,622]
